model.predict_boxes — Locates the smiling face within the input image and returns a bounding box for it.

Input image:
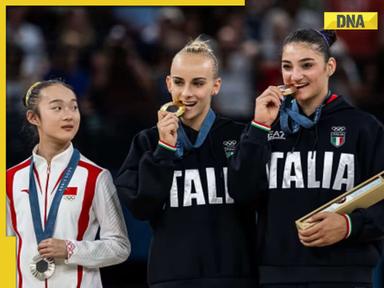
[281,42,336,109]
[27,84,80,147]
[166,52,221,130]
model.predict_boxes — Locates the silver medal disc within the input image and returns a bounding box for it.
[30,255,55,281]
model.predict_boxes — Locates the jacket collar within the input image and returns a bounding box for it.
[32,143,74,171]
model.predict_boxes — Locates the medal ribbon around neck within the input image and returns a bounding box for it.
[280,91,331,134]
[176,108,216,158]
[28,149,80,243]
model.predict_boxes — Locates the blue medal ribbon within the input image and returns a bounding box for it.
[28,149,80,243]
[280,91,331,134]
[176,109,216,158]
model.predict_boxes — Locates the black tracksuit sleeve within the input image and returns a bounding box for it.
[349,119,384,242]
[115,131,176,221]
[228,124,271,205]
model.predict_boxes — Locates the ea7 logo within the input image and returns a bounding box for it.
[330,126,346,148]
[268,130,286,141]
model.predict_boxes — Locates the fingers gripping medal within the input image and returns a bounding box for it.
[30,255,55,281]
[160,101,185,117]
[278,84,297,96]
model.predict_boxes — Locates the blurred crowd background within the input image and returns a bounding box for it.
[6,1,384,287]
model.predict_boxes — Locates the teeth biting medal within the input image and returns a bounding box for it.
[160,94,185,117]
[278,84,297,96]
[160,100,185,117]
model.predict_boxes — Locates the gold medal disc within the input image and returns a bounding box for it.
[278,85,297,96]
[160,101,185,117]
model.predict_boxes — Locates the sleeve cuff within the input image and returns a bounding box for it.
[158,140,176,152]
[154,141,177,161]
[248,120,271,142]
[64,240,77,264]
[342,214,352,239]
[251,120,271,132]
[347,211,364,239]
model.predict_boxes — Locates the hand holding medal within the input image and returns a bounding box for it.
[278,84,297,96]
[158,97,184,147]
[160,100,185,117]
[38,238,68,258]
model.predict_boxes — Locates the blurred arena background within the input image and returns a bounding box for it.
[6,1,384,287]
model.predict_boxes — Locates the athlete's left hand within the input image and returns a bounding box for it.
[297,212,347,247]
[38,238,68,259]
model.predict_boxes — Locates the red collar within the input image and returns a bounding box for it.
[326,93,338,105]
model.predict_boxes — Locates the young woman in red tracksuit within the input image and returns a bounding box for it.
[7,80,130,288]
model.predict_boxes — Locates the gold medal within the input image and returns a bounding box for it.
[30,254,55,281]
[160,101,185,117]
[278,84,297,96]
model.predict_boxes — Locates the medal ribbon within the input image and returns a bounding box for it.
[280,91,331,134]
[176,109,216,158]
[28,149,80,243]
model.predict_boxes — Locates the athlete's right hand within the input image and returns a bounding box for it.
[38,238,67,259]
[254,86,283,126]
[157,111,179,147]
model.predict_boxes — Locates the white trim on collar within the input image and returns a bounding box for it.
[32,143,74,169]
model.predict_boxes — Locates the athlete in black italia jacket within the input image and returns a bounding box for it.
[116,38,257,288]
[228,29,384,288]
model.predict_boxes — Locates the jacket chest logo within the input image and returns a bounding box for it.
[169,168,234,207]
[63,187,78,200]
[330,126,346,148]
[268,130,286,141]
[223,140,237,158]
[20,187,78,199]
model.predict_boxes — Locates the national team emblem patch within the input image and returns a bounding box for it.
[63,187,78,200]
[330,126,346,148]
[223,140,237,158]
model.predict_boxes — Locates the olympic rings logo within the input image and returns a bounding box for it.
[331,126,346,132]
[223,140,237,146]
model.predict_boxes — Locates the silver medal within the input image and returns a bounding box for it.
[30,255,55,281]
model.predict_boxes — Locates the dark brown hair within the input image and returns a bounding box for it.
[283,29,337,60]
